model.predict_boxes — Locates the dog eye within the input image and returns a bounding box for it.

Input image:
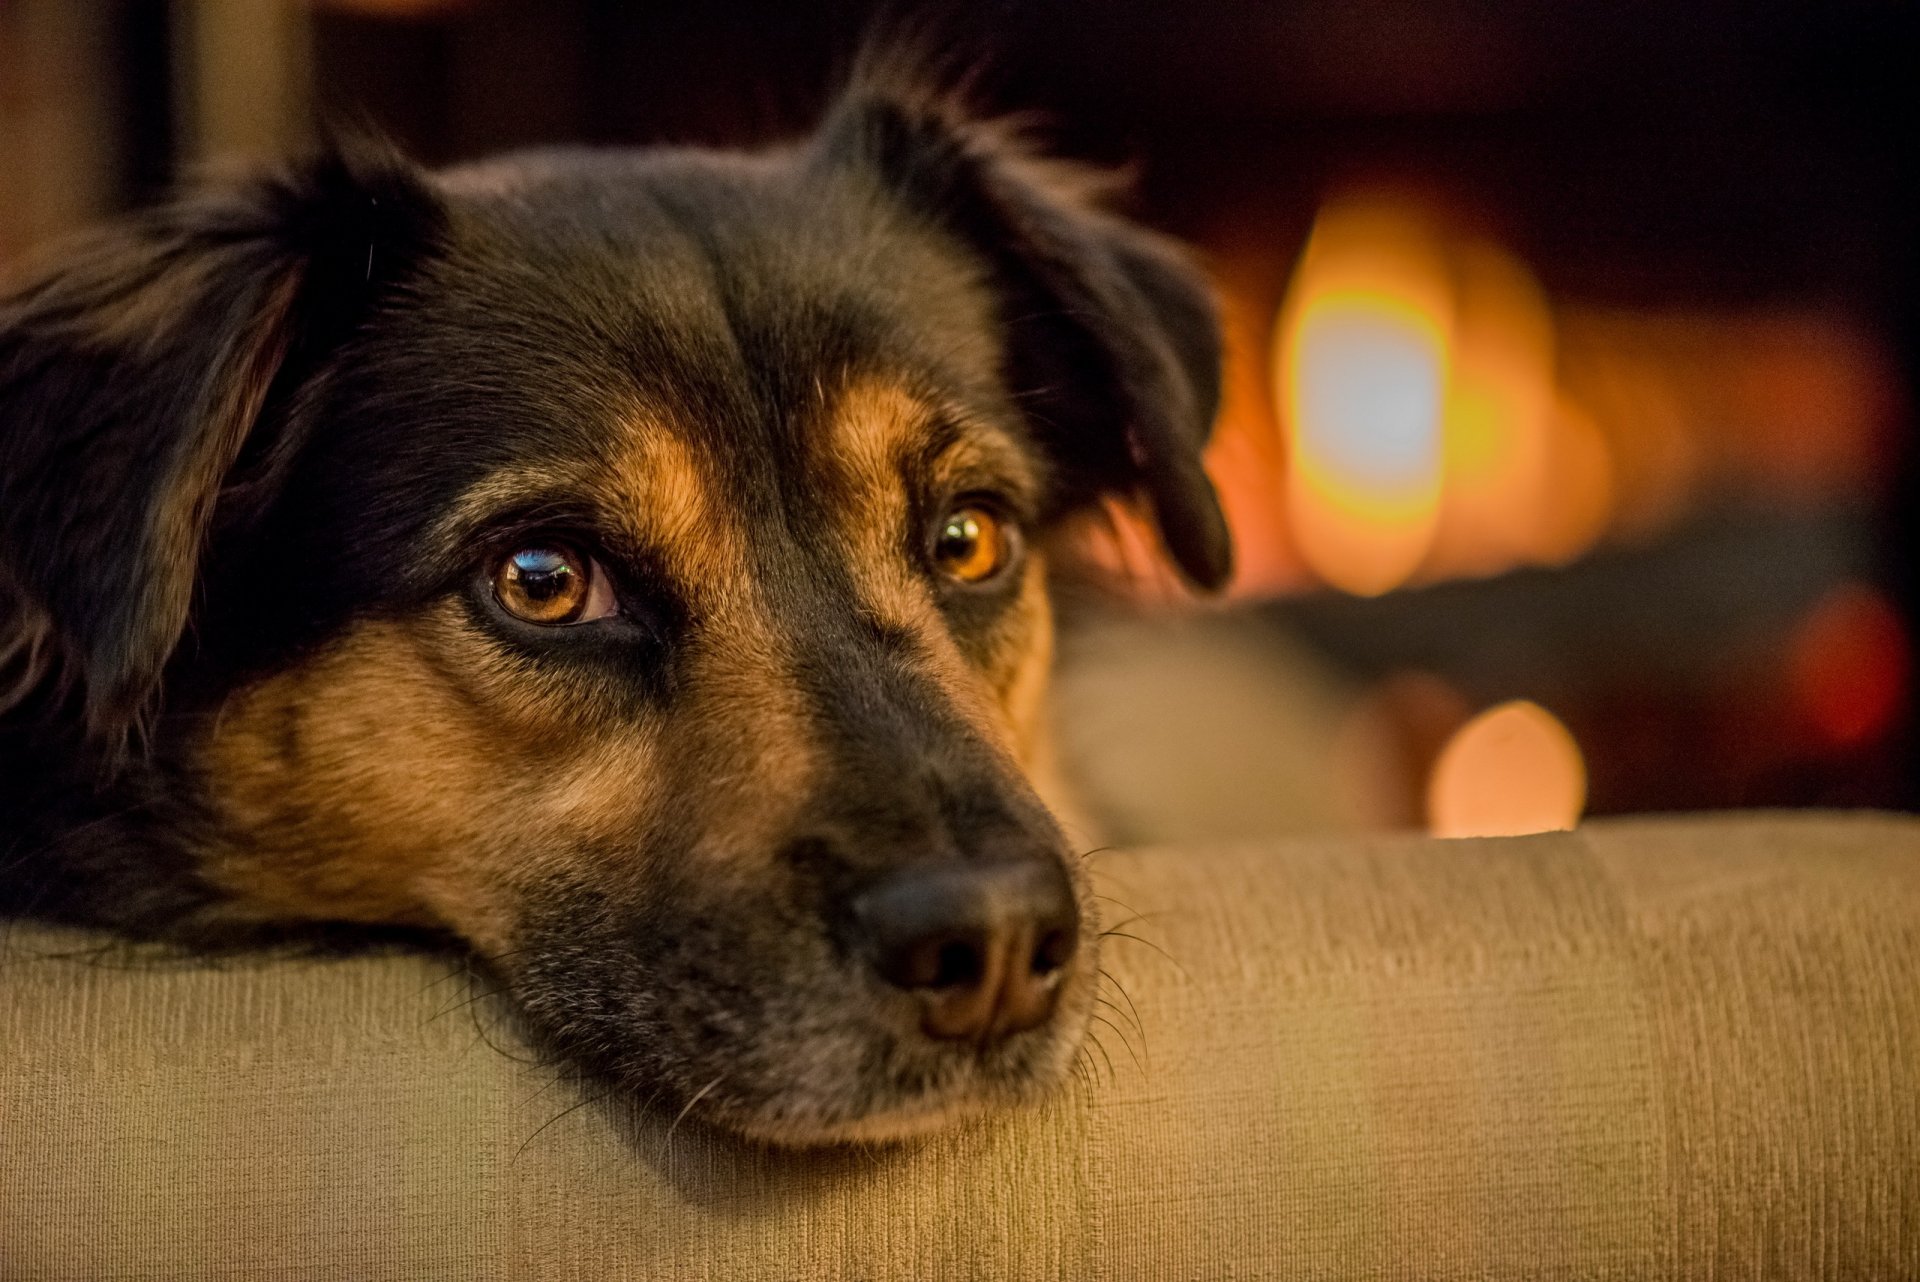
[493,546,618,625]
[932,505,1017,586]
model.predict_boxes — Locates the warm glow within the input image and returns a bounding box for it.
[1427,700,1587,838]
[1201,272,1300,595]
[1277,203,1451,596]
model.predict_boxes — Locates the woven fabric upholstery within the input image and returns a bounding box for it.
[3,813,1916,1280]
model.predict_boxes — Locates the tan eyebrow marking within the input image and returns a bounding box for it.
[825,378,1039,509]
[434,409,751,601]
[819,376,1038,594]
[602,416,750,592]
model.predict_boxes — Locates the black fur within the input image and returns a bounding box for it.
[0,143,444,745]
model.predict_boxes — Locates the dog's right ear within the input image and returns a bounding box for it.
[0,142,444,744]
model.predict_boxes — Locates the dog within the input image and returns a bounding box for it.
[0,68,1230,1146]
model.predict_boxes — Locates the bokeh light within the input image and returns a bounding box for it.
[1432,240,1557,574]
[1272,199,1627,596]
[1788,584,1910,751]
[1276,201,1451,596]
[1427,700,1587,838]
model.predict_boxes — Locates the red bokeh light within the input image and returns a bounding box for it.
[1788,585,1910,751]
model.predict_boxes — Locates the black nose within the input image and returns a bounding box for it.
[852,859,1080,1042]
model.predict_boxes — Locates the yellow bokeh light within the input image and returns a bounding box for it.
[1426,700,1587,838]
[1272,198,1619,594]
[1276,202,1452,596]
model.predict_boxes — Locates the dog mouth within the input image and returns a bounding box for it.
[701,1055,1064,1147]
[683,998,1093,1147]
[500,869,1098,1147]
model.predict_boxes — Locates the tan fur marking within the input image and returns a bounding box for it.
[602,420,751,590]
[823,380,1040,625]
[993,550,1056,764]
[600,415,823,832]
[432,410,750,593]
[203,415,819,950]
[196,597,828,953]
[196,605,653,951]
[821,381,925,637]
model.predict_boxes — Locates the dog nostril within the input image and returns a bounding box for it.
[853,859,1078,1043]
[932,939,984,988]
[1033,927,1075,976]
[887,934,988,990]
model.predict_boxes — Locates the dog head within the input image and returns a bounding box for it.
[0,79,1228,1144]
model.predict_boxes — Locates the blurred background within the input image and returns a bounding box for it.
[3,0,1915,843]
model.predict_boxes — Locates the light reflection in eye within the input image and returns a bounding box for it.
[933,504,1014,585]
[493,545,618,625]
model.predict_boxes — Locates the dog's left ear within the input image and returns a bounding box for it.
[813,79,1233,591]
[0,142,444,742]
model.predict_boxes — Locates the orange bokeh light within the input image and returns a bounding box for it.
[1427,700,1587,838]
[1432,240,1557,574]
[1529,394,1617,566]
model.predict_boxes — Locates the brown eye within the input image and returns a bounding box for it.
[932,505,1015,585]
[493,546,618,625]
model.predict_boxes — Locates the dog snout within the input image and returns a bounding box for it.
[853,858,1080,1042]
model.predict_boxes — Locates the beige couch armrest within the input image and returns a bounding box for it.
[4,813,1916,1280]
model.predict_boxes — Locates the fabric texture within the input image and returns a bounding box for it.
[2,812,1915,1280]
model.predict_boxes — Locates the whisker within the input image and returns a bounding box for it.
[518,1067,578,1111]
[1096,929,1190,981]
[413,960,476,999]
[513,1087,608,1163]
[426,980,507,1025]
[1094,995,1147,1061]
[1085,1029,1116,1086]
[664,1076,725,1182]
[1089,1013,1145,1077]
[464,995,544,1066]
[1068,1047,1097,1111]
[1097,967,1148,1048]
[1097,910,1169,936]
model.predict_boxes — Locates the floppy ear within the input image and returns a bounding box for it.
[813,78,1233,591]
[0,143,444,742]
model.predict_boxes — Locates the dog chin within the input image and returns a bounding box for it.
[711,1079,1040,1149]
[714,1096,988,1149]
[701,1024,1090,1148]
